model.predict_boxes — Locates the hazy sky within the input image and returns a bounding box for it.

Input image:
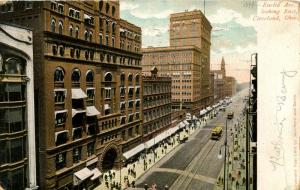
[120,0,257,83]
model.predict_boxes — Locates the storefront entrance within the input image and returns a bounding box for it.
[102,148,118,171]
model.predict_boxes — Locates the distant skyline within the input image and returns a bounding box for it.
[120,0,257,83]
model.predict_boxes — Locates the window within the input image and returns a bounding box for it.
[135,74,140,84]
[76,49,80,58]
[75,26,79,38]
[89,51,94,60]
[104,72,112,82]
[120,87,125,97]
[69,8,74,17]
[0,83,26,102]
[128,100,133,109]
[105,3,109,14]
[104,104,111,115]
[128,74,133,84]
[86,70,94,82]
[99,33,103,44]
[73,147,82,163]
[87,141,95,157]
[120,73,125,86]
[104,87,111,99]
[69,24,73,37]
[58,20,63,34]
[58,3,64,13]
[54,67,64,82]
[99,1,103,11]
[25,1,33,9]
[106,54,111,63]
[75,11,80,19]
[120,116,126,125]
[84,30,88,41]
[120,102,125,111]
[55,111,67,125]
[135,112,139,120]
[52,44,58,55]
[112,37,115,47]
[136,100,140,109]
[54,89,66,103]
[55,131,68,146]
[106,35,109,46]
[59,45,64,56]
[112,6,115,16]
[112,22,116,33]
[85,50,89,60]
[128,87,134,97]
[51,19,56,32]
[135,125,139,135]
[70,47,75,58]
[73,127,83,140]
[86,88,95,100]
[136,87,140,97]
[0,167,26,190]
[0,107,25,134]
[51,2,57,11]
[71,68,81,82]
[89,31,93,42]
[56,152,66,170]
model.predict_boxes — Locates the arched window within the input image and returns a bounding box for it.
[69,24,73,37]
[120,73,125,85]
[84,30,88,41]
[135,74,140,84]
[58,20,63,34]
[54,67,65,82]
[71,68,81,82]
[104,72,112,82]
[51,19,56,32]
[86,70,94,82]
[105,35,109,46]
[105,3,110,14]
[112,6,115,16]
[128,74,133,84]
[4,57,26,75]
[75,26,79,39]
[99,1,103,11]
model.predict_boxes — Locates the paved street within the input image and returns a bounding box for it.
[136,91,246,190]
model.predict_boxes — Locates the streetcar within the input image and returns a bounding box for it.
[211,126,223,140]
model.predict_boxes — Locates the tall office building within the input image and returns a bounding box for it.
[142,10,212,116]
[0,24,37,190]
[0,1,142,189]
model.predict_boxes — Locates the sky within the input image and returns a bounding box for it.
[120,0,257,83]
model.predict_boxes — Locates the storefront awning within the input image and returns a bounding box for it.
[123,143,145,160]
[179,121,185,129]
[72,88,87,99]
[86,106,100,116]
[86,157,98,166]
[200,109,207,116]
[73,167,93,185]
[206,106,212,111]
[183,120,189,125]
[91,168,102,181]
[192,115,198,120]
[72,109,86,117]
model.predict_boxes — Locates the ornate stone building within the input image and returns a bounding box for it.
[0,1,142,189]
[0,24,37,190]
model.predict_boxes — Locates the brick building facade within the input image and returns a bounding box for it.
[0,1,142,189]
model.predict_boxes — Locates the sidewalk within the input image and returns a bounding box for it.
[214,114,252,190]
[94,115,213,190]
